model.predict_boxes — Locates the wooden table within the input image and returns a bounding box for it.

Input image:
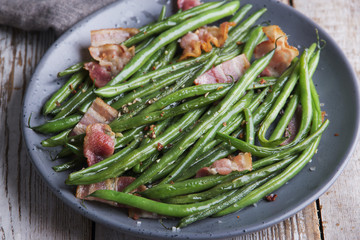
[1,0,359,239]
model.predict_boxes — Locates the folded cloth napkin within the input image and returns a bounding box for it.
[0,0,117,35]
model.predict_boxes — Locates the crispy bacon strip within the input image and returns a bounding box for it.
[87,44,135,87]
[196,152,252,177]
[76,177,147,206]
[90,28,139,47]
[72,97,118,135]
[83,123,115,166]
[254,25,299,77]
[177,0,201,11]
[179,22,236,60]
[194,54,250,85]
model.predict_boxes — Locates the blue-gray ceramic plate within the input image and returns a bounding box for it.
[22,0,360,239]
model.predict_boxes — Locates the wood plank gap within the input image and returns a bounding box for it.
[315,199,324,240]
[289,0,294,7]
[91,221,96,240]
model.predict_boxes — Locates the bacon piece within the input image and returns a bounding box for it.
[87,44,135,87]
[177,0,201,11]
[254,25,299,77]
[76,177,147,206]
[196,152,252,177]
[72,97,118,135]
[179,22,236,60]
[281,105,302,145]
[194,54,250,85]
[83,123,115,166]
[90,28,139,47]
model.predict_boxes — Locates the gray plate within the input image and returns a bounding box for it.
[22,0,360,239]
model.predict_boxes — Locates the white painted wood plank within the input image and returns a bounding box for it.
[294,0,360,239]
[0,27,92,239]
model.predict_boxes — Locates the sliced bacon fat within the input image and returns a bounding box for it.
[177,0,201,10]
[83,123,115,166]
[72,97,118,135]
[87,45,135,88]
[179,22,236,60]
[90,28,139,47]
[76,177,147,206]
[254,25,299,77]
[196,152,252,178]
[194,54,250,85]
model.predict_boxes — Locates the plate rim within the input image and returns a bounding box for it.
[22,0,360,239]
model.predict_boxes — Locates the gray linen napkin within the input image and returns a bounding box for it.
[0,0,117,35]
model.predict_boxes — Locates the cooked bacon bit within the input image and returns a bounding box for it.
[152,66,156,70]
[217,86,223,90]
[179,128,183,132]
[72,98,118,135]
[160,112,165,117]
[236,41,242,45]
[87,45,135,87]
[194,54,250,85]
[128,208,164,220]
[149,131,156,139]
[260,78,267,84]
[83,123,115,166]
[222,122,227,127]
[170,181,175,185]
[254,25,299,77]
[157,142,164,151]
[149,125,156,131]
[238,133,244,139]
[177,0,201,10]
[334,133,339,136]
[196,152,252,177]
[90,28,139,47]
[69,83,74,90]
[144,126,149,131]
[265,194,278,202]
[237,216,240,219]
[76,176,146,207]
[321,111,326,123]
[282,105,302,145]
[179,22,236,60]
[55,101,61,107]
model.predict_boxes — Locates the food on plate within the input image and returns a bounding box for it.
[33,0,328,229]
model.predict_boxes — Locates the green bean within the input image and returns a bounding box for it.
[54,82,95,120]
[269,93,299,141]
[89,188,237,218]
[52,157,85,172]
[177,88,270,181]
[225,8,267,49]
[65,142,82,156]
[163,156,295,203]
[133,5,167,54]
[139,83,230,114]
[110,85,231,132]
[123,1,226,47]
[153,41,177,70]
[216,119,328,157]
[132,47,165,79]
[41,129,71,147]
[56,147,73,159]
[43,71,87,115]
[32,114,82,134]
[159,90,254,184]
[114,126,143,149]
[242,25,265,61]
[257,62,300,147]
[243,108,254,144]
[177,174,274,228]
[215,106,325,217]
[104,1,240,86]
[65,107,207,185]
[250,77,277,89]
[108,64,202,105]
[57,62,85,77]
[229,4,253,25]
[78,95,97,114]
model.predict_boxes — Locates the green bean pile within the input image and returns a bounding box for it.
[34,1,328,228]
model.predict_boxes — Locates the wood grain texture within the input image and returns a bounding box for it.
[0,27,92,239]
[293,1,360,239]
